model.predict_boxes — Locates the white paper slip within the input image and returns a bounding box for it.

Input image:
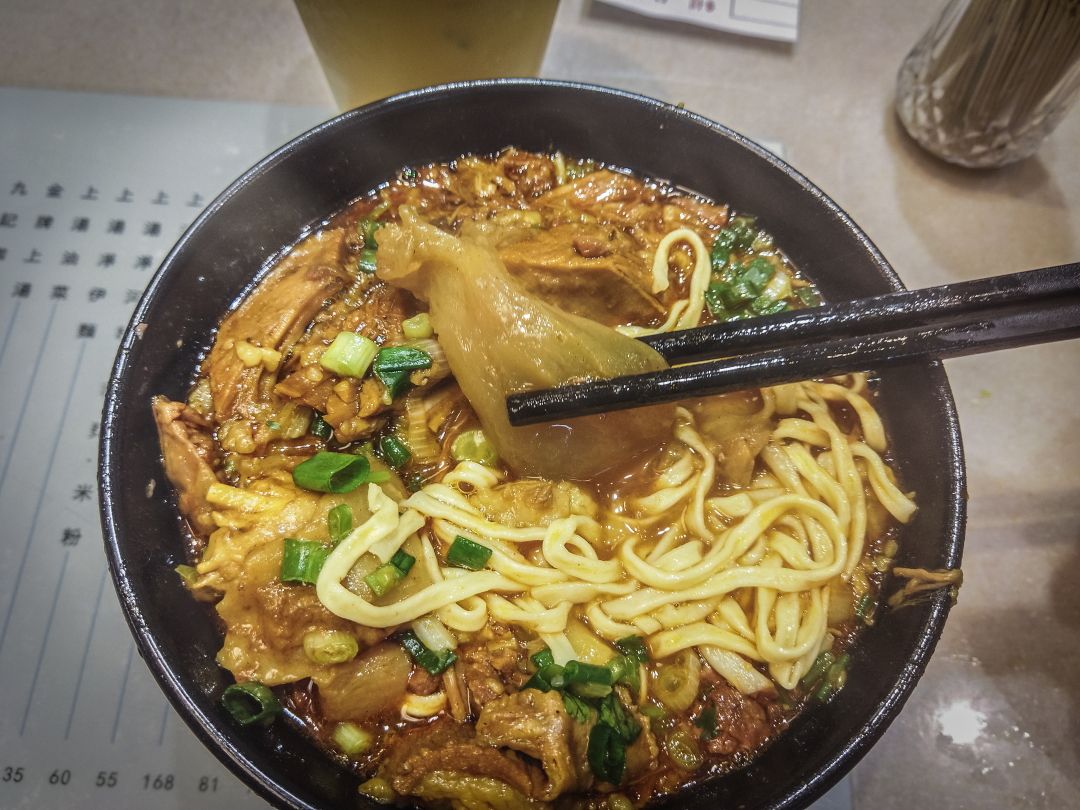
[0,86,842,810]
[598,0,799,42]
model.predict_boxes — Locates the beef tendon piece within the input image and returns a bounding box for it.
[152,396,220,538]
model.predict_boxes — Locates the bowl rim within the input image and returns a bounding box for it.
[99,77,966,810]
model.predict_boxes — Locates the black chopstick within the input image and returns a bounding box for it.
[505,263,1080,426]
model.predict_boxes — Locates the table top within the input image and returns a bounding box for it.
[2,1,1078,808]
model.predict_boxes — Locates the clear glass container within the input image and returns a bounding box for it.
[896,0,1080,168]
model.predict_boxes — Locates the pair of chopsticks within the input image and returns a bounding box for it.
[505,262,1080,426]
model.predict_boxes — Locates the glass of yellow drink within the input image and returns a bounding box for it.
[295,0,560,110]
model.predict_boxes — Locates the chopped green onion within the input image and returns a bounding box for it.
[713,228,737,252]
[740,257,775,293]
[704,283,730,319]
[525,663,566,692]
[379,434,411,469]
[664,728,704,771]
[694,704,719,740]
[826,653,851,690]
[450,428,498,466]
[369,199,391,220]
[280,538,330,584]
[222,682,281,727]
[606,655,641,693]
[796,286,823,307]
[751,231,775,251]
[800,650,835,688]
[357,248,378,275]
[855,592,875,623]
[709,240,731,272]
[358,777,395,802]
[446,535,492,570]
[293,451,387,493]
[358,218,381,249]
[371,343,435,399]
[320,332,378,378]
[303,629,359,665]
[332,721,374,756]
[310,412,333,441]
[175,564,197,588]
[751,297,790,316]
[399,630,457,675]
[266,419,281,431]
[588,722,628,785]
[640,704,665,720]
[727,216,757,249]
[531,648,555,670]
[813,679,837,702]
[564,660,616,686]
[720,279,758,309]
[364,550,415,597]
[570,682,613,699]
[614,635,650,664]
[562,691,593,724]
[401,312,433,340]
[391,549,416,575]
[327,504,353,543]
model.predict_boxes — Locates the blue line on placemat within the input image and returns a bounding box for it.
[64,566,109,739]
[0,300,58,496]
[111,643,135,744]
[0,298,21,365]
[158,700,170,746]
[19,551,70,735]
[0,330,81,658]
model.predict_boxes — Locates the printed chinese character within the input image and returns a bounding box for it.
[61,528,82,546]
[47,183,63,199]
[151,190,169,205]
[73,484,93,501]
[124,288,140,304]
[12,282,31,298]
[61,251,78,266]
[88,287,106,302]
[78,323,96,338]
[81,186,99,201]
[0,212,18,227]
[89,421,99,438]
[116,188,134,203]
[114,325,125,339]
[71,217,90,232]
[35,215,53,230]
[107,219,125,235]
[24,248,41,264]
[0,247,7,261]
[97,253,116,268]
[10,181,28,196]
[51,285,68,299]
[143,221,162,237]
[134,254,153,270]
[187,192,205,207]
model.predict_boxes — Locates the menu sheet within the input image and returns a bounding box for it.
[597,0,799,43]
[0,87,846,810]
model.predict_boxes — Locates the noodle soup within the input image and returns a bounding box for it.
[155,150,915,808]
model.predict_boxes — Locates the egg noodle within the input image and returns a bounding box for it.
[314,370,916,694]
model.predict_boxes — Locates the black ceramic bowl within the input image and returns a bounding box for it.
[100,80,965,810]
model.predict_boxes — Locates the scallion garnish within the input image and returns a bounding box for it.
[564,660,615,686]
[694,704,719,740]
[327,504,353,543]
[614,635,650,664]
[293,451,388,493]
[449,428,498,466]
[378,434,411,469]
[605,655,641,693]
[332,721,374,756]
[280,538,330,584]
[310,412,333,441]
[372,346,432,400]
[401,312,433,340]
[399,630,457,675]
[531,648,555,670]
[364,549,415,597]
[320,331,378,378]
[446,535,492,570]
[358,218,381,249]
[221,682,281,727]
[302,629,359,665]
[357,248,378,275]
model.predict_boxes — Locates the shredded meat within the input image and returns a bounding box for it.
[379,718,541,799]
[475,689,591,800]
[204,228,348,424]
[701,678,773,756]
[151,396,220,538]
[408,666,442,696]
[458,625,528,714]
